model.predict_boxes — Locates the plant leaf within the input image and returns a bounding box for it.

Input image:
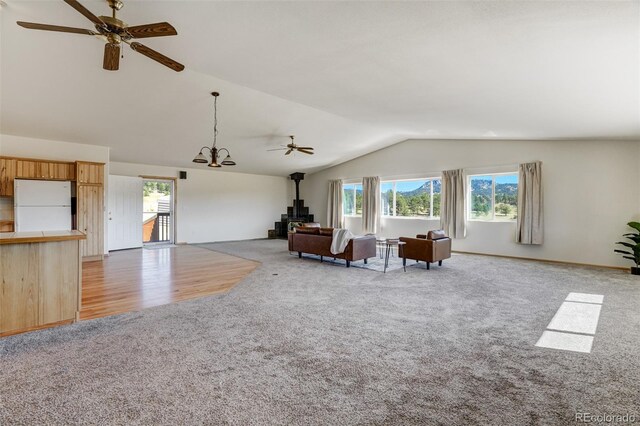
[627,221,640,232]
[614,249,633,255]
[616,242,637,249]
[623,256,636,262]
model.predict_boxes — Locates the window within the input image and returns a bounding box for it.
[381,182,394,216]
[343,183,363,216]
[381,178,441,219]
[468,173,518,221]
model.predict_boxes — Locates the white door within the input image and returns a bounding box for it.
[108,175,143,251]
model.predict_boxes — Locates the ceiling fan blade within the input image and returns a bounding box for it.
[295,146,314,150]
[129,42,184,72]
[126,22,178,39]
[103,43,120,71]
[285,149,293,155]
[297,149,315,155]
[63,0,105,27]
[16,21,96,35]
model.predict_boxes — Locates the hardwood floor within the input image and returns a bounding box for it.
[81,245,259,320]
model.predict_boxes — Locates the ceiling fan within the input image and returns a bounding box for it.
[16,0,184,72]
[268,136,315,156]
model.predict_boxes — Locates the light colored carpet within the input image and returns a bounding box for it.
[1,239,639,425]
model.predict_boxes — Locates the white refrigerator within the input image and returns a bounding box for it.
[14,179,72,232]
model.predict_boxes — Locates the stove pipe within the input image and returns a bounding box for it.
[289,172,305,218]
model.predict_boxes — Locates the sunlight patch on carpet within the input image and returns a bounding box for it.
[547,302,602,335]
[536,330,594,353]
[535,293,604,354]
[565,292,604,304]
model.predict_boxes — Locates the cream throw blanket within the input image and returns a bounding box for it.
[330,228,354,255]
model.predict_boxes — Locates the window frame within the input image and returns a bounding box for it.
[381,177,441,220]
[467,172,518,222]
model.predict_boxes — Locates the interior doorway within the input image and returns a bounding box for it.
[143,179,174,245]
[108,175,143,251]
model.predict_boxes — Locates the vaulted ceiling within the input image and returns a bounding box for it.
[2,1,638,176]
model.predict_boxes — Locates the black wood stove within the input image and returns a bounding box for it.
[274,172,315,238]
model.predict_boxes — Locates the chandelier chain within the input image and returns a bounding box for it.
[213,94,218,148]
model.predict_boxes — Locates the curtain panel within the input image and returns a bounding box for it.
[516,161,544,244]
[362,176,381,234]
[440,169,466,238]
[327,179,344,228]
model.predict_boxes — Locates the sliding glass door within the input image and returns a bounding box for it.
[142,179,174,245]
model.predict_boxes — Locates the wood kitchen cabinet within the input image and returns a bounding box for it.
[0,221,14,232]
[15,160,39,178]
[0,232,84,336]
[75,162,105,260]
[76,161,104,184]
[77,184,104,260]
[0,156,104,261]
[37,161,75,180]
[47,162,76,180]
[0,158,17,196]
[14,159,75,181]
[1,157,76,195]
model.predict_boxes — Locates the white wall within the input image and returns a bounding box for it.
[110,162,289,244]
[0,134,110,164]
[0,134,110,253]
[303,139,640,268]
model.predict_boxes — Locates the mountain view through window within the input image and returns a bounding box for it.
[469,174,518,221]
[382,179,441,218]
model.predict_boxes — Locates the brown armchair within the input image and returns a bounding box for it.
[399,230,451,270]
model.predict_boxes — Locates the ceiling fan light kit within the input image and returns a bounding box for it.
[192,92,237,169]
[16,0,184,72]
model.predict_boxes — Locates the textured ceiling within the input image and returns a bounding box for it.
[2,1,638,176]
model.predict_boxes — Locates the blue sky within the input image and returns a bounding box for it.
[495,174,518,184]
[471,174,518,184]
[381,180,436,192]
[395,181,426,192]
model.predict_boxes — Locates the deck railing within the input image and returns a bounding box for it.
[151,212,171,242]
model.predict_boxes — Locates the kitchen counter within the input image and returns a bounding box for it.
[0,230,86,336]
[0,230,85,245]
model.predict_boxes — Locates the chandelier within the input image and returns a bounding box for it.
[192,92,236,168]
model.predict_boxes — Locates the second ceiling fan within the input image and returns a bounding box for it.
[17,0,184,72]
[268,136,315,156]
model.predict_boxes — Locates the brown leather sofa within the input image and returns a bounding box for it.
[399,230,452,270]
[301,222,321,228]
[288,227,376,267]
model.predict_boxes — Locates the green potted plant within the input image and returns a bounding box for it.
[615,221,640,275]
